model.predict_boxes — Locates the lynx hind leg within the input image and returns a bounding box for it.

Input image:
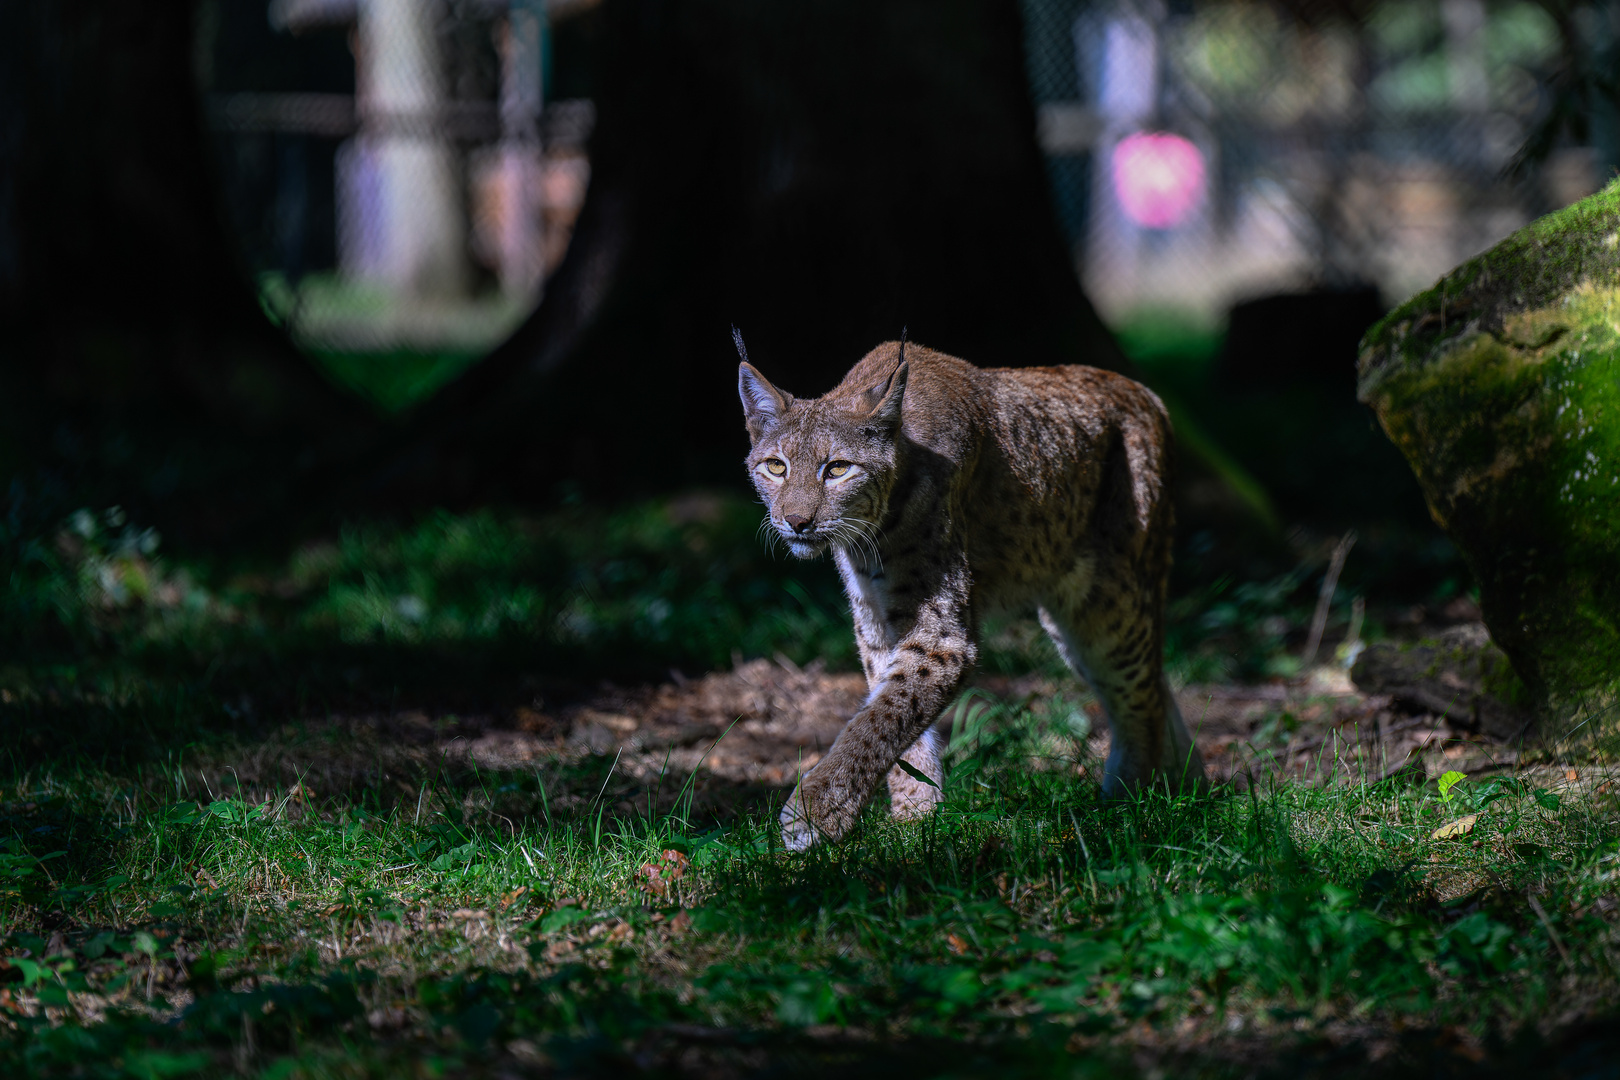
[1037,585,1205,797]
[886,726,944,821]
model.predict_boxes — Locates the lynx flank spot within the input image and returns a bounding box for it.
[737,338,1206,848]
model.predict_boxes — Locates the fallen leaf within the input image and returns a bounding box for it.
[1566,768,1579,781]
[668,910,692,934]
[946,933,970,956]
[1431,815,1478,840]
[637,864,669,898]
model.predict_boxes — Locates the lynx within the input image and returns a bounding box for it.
[738,334,1205,850]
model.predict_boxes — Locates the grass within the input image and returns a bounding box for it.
[2,495,1615,1076]
[0,497,859,708]
[1,698,1616,1077]
[0,497,1429,706]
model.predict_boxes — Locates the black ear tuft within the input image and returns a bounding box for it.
[898,325,907,367]
[731,325,750,365]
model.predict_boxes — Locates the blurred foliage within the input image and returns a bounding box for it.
[1,493,858,706]
[1115,307,1463,593]
[2,486,1475,728]
[308,347,484,413]
[255,272,522,413]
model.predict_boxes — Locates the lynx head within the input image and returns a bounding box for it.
[736,350,907,563]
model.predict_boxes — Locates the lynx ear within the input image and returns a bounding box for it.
[858,360,908,430]
[739,362,793,442]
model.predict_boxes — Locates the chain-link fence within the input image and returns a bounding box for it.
[202,0,1613,355]
[200,0,595,357]
[1023,0,1615,323]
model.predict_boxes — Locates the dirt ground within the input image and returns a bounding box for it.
[202,647,1587,821]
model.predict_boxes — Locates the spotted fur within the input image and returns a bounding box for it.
[739,339,1205,850]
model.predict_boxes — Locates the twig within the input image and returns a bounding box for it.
[1343,595,1365,663]
[1527,893,1573,965]
[1303,530,1357,665]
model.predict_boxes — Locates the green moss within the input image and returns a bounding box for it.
[1359,185,1620,740]
[1362,178,1620,387]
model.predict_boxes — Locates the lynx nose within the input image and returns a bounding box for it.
[784,514,813,534]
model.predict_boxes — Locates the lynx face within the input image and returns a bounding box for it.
[738,359,907,563]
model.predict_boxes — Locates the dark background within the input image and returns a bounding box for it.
[2,0,1606,581]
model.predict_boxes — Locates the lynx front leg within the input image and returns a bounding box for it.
[781,565,974,850]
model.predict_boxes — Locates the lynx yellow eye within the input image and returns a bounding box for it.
[825,462,851,479]
[764,459,787,477]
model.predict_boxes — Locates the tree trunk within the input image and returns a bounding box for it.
[0,0,374,544]
[1,0,1125,531]
[392,0,1127,503]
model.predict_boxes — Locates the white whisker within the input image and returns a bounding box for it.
[756,514,786,560]
[830,515,884,573]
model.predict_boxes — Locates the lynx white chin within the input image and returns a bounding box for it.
[785,537,828,559]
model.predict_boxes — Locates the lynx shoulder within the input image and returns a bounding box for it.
[737,337,1204,849]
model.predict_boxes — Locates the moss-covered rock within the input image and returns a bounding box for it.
[1358,182,1620,740]
[1350,624,1533,741]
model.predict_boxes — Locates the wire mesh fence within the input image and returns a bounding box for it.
[200,0,594,360]
[1022,0,1616,323]
[200,0,1617,360]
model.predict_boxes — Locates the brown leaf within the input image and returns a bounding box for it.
[661,850,690,880]
[1431,815,1478,840]
[946,933,970,955]
[637,864,669,898]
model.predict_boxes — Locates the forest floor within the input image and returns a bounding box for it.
[2,497,1617,1078]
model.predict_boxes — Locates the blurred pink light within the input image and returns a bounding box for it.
[1111,132,1205,229]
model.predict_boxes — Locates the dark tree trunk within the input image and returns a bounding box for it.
[1,0,1124,532]
[390,0,1127,503]
[0,0,373,544]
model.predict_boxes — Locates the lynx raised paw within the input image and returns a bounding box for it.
[779,771,863,851]
[778,788,822,852]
